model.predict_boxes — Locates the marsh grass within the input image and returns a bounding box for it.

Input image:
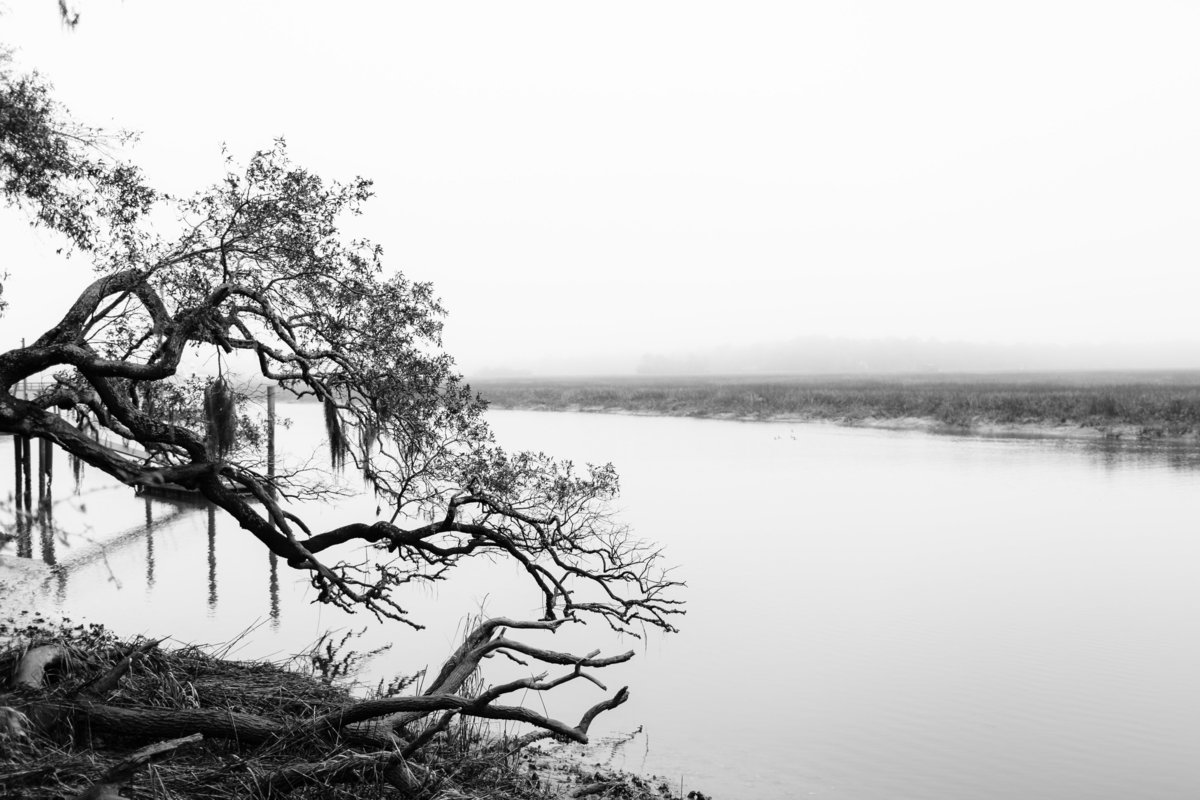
[476,371,1200,436]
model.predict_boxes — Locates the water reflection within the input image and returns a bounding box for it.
[488,411,1200,800]
[37,497,55,567]
[1082,437,1200,472]
[268,552,280,627]
[6,487,289,628]
[14,502,31,559]
[207,506,217,612]
[957,429,1200,473]
[38,502,191,602]
[144,498,155,588]
[53,561,66,606]
[0,449,288,623]
[9,435,61,564]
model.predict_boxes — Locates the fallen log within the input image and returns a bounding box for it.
[68,701,286,746]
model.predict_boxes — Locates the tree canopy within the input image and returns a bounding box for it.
[0,64,682,636]
[0,30,685,797]
[0,50,151,259]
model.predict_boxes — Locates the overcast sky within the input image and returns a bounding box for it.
[3,1,1199,375]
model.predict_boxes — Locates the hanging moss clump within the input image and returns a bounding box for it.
[357,418,380,486]
[357,418,379,456]
[204,377,238,458]
[69,451,82,487]
[324,396,347,471]
[69,412,97,487]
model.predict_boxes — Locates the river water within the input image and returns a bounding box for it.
[4,407,1200,799]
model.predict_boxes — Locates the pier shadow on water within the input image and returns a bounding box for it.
[2,434,283,632]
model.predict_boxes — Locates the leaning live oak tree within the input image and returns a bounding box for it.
[0,64,683,797]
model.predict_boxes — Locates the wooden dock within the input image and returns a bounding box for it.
[135,482,259,504]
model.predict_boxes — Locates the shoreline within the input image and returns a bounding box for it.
[0,618,698,800]
[487,403,1200,444]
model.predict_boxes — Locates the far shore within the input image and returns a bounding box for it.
[488,401,1200,442]
[475,372,1200,445]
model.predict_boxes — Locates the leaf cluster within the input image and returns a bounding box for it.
[0,54,152,260]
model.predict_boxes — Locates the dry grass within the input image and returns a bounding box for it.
[0,614,377,799]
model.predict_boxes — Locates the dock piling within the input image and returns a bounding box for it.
[21,435,32,512]
[13,434,23,513]
[37,438,46,506]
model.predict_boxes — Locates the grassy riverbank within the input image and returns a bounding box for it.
[475,371,1200,439]
[0,616,690,799]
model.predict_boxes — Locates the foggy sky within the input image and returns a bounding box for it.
[3,2,1199,377]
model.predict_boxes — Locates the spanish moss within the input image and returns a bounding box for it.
[323,396,347,471]
[357,418,379,456]
[357,419,379,487]
[203,377,238,458]
[69,412,95,489]
[69,452,82,488]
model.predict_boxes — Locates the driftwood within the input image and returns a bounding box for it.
[14,644,65,690]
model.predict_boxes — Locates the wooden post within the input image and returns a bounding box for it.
[13,435,23,513]
[15,436,30,558]
[21,435,32,512]
[42,437,52,489]
[37,438,46,506]
[266,385,276,494]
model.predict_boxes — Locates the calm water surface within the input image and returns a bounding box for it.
[5,407,1200,800]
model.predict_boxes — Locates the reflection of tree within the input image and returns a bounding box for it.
[144,497,154,588]
[268,551,280,626]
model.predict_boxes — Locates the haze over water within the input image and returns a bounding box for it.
[8,405,1200,799]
